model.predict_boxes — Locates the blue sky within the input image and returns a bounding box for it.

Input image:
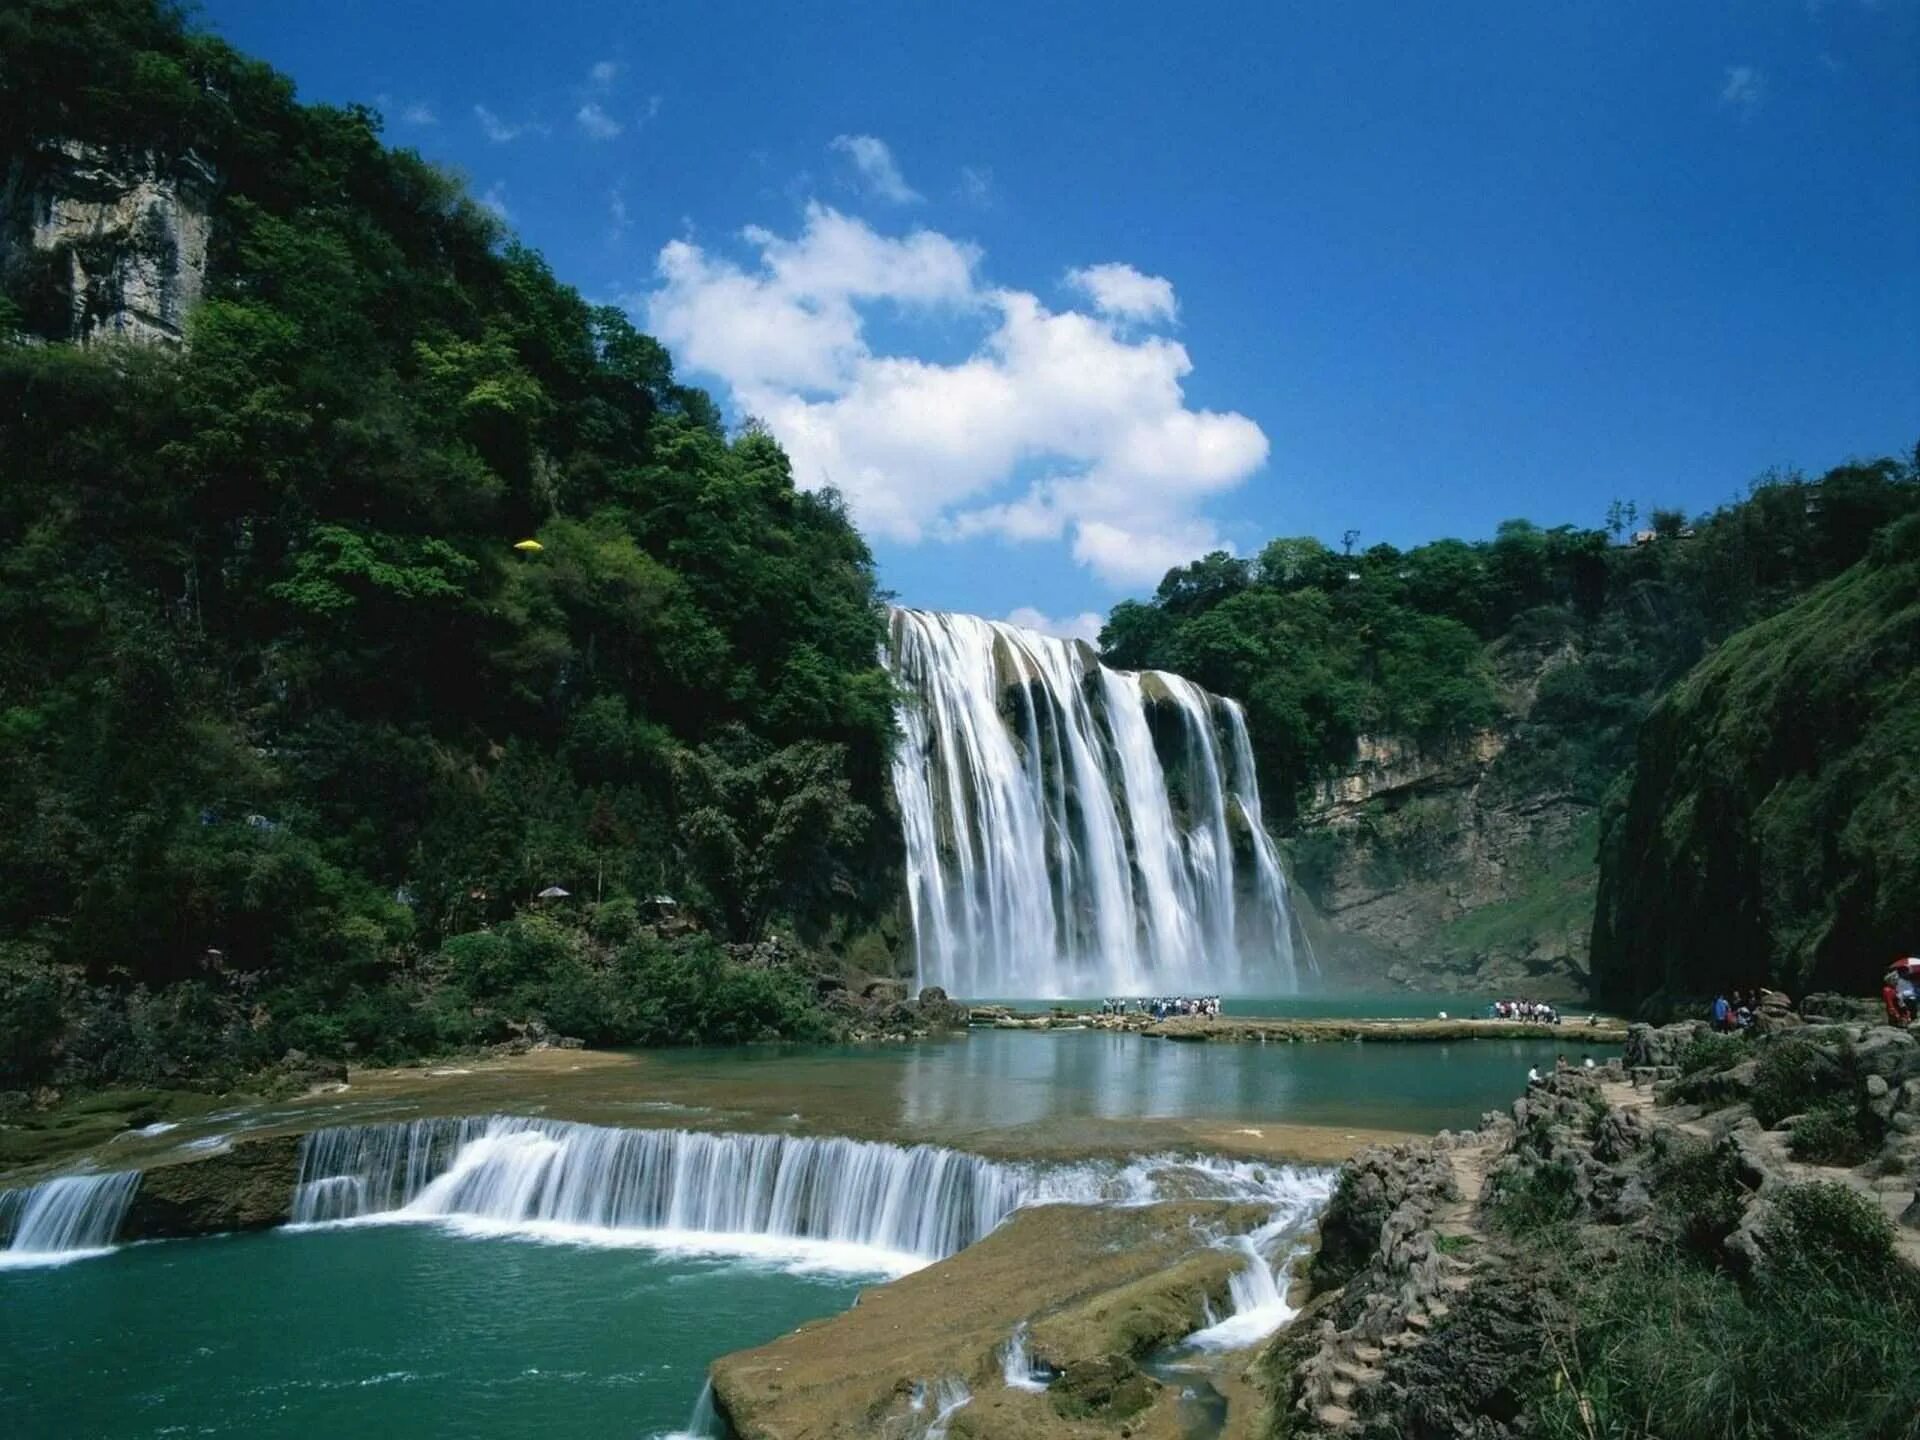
[202,0,1919,638]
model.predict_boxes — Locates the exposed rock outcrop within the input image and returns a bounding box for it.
[120,1133,301,1239]
[2,140,215,345]
[1294,697,1597,1000]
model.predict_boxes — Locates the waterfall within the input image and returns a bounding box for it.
[291,1116,1329,1276]
[295,1117,1044,1272]
[1184,1166,1335,1351]
[658,1381,725,1440]
[1000,1320,1051,1392]
[0,1171,140,1268]
[888,607,1308,997]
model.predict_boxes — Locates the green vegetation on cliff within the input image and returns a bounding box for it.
[0,0,895,1089]
[1591,512,1920,1005]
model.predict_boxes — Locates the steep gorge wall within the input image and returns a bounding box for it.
[1288,645,1599,998]
[1590,520,1920,1007]
[1,140,213,345]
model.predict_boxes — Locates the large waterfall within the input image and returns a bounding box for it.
[290,1115,1321,1275]
[888,608,1307,997]
[0,1171,140,1268]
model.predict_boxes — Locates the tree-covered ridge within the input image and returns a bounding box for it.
[1102,455,1920,823]
[0,0,896,1086]
[1591,511,1920,1005]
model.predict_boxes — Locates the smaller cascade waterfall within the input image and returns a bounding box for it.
[1184,1167,1335,1351]
[923,1377,972,1439]
[1000,1320,1052,1392]
[291,1116,1332,1279]
[888,608,1309,997]
[293,1117,1037,1269]
[659,1381,724,1440]
[0,1171,140,1267]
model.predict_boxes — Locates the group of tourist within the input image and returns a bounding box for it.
[1100,996,1223,1019]
[1709,989,1768,1032]
[1882,960,1919,1026]
[1488,999,1561,1024]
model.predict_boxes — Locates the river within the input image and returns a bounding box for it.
[1,1025,1610,1438]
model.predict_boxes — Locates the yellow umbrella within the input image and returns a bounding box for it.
[512,539,544,553]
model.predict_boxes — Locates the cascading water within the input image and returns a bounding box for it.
[0,1171,140,1268]
[293,1117,1033,1270]
[888,608,1309,997]
[1184,1166,1335,1351]
[291,1116,1327,1276]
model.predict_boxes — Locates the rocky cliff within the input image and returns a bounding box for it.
[1590,516,1920,1008]
[1290,642,1598,998]
[1,139,213,345]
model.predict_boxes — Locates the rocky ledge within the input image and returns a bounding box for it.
[1259,1016,1920,1437]
[710,1199,1274,1440]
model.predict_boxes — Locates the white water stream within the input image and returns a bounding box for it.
[0,1171,141,1269]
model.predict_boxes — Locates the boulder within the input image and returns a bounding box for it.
[1625,1021,1701,1069]
[1800,992,1887,1024]
[861,978,908,1004]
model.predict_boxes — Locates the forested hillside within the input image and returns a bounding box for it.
[0,0,898,1089]
[1591,511,1920,1005]
[1106,454,1919,995]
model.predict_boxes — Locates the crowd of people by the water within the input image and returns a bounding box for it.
[1100,996,1222,1019]
[1487,998,1561,1024]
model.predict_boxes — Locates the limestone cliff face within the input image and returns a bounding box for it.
[1291,647,1598,998]
[2,141,214,345]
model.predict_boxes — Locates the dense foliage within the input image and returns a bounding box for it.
[1591,508,1920,1004]
[1104,458,1920,824]
[0,0,895,1088]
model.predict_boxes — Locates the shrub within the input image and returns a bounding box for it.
[1749,1038,1839,1127]
[1491,1158,1582,1234]
[1677,1029,1746,1077]
[1787,1103,1876,1166]
[1652,1136,1750,1257]
[1761,1180,1898,1286]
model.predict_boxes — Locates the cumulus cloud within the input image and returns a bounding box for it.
[475,104,546,142]
[642,206,1267,586]
[480,181,511,221]
[589,59,621,88]
[577,102,623,140]
[829,134,922,204]
[1005,607,1105,645]
[400,101,437,126]
[1066,262,1177,324]
[1720,65,1765,115]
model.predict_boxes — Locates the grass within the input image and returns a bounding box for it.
[1530,1183,1920,1440]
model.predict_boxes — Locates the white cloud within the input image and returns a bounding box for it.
[577,102,623,140]
[480,182,511,221]
[1720,65,1765,115]
[642,207,1267,586]
[401,102,437,127]
[643,94,663,124]
[589,59,621,88]
[1005,607,1105,646]
[957,165,994,206]
[829,134,922,204]
[1066,262,1178,325]
[609,188,630,241]
[475,104,546,143]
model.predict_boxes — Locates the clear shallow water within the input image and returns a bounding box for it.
[0,1223,865,1439]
